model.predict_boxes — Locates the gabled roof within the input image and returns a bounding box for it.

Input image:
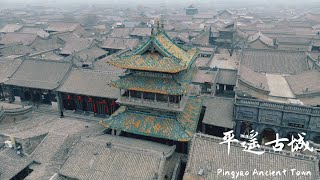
[72,47,107,62]
[20,27,50,38]
[100,96,203,142]
[217,69,237,85]
[130,27,151,37]
[109,27,133,38]
[59,135,176,180]
[238,64,269,91]
[247,31,275,48]
[5,59,72,90]
[0,58,22,83]
[285,70,320,96]
[202,97,234,128]
[184,133,319,180]
[0,24,23,33]
[192,28,210,46]
[58,69,119,99]
[187,4,197,9]
[0,44,36,57]
[108,30,199,73]
[45,23,79,32]
[59,34,93,55]
[240,49,309,74]
[0,149,33,180]
[101,37,140,50]
[0,33,37,45]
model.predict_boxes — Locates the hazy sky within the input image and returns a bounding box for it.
[1,0,319,3]
[2,0,320,9]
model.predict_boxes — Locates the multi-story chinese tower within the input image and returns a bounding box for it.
[99,20,203,152]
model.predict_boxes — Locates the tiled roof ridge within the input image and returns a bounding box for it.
[83,138,176,158]
[242,48,306,53]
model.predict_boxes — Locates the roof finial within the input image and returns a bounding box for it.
[156,18,160,33]
[151,26,154,37]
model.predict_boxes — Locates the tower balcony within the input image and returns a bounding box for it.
[116,90,189,112]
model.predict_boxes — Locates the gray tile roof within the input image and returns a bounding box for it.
[0,44,36,57]
[238,65,269,91]
[93,57,125,73]
[217,69,237,85]
[29,51,65,61]
[192,29,210,46]
[0,24,23,33]
[59,35,93,55]
[110,27,133,38]
[31,132,68,164]
[72,47,107,62]
[5,59,72,90]
[184,133,319,180]
[30,35,64,51]
[130,27,151,37]
[0,149,33,180]
[0,58,22,83]
[20,27,50,38]
[248,32,275,47]
[58,69,120,99]
[241,49,309,74]
[195,57,211,67]
[285,70,320,96]
[202,97,234,128]
[59,135,176,180]
[0,33,38,45]
[46,23,80,32]
[192,70,217,84]
[101,37,140,50]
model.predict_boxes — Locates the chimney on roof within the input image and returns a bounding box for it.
[106,142,112,148]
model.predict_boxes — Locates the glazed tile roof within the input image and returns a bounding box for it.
[100,96,203,142]
[111,66,195,95]
[112,74,186,95]
[109,52,186,73]
[108,31,198,73]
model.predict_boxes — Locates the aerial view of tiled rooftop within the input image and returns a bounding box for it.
[0,0,320,179]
